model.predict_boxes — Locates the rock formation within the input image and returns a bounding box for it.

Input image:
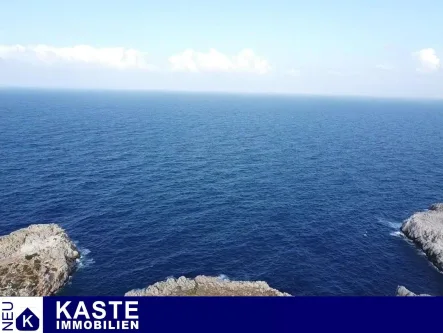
[396,286,430,296]
[401,203,443,271]
[125,275,291,296]
[0,224,79,296]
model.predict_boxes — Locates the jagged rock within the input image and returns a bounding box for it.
[396,286,430,296]
[125,275,291,296]
[0,224,79,296]
[430,203,443,212]
[401,203,443,271]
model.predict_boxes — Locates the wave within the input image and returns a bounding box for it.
[75,244,95,269]
[389,230,403,238]
[377,216,403,237]
[217,274,230,281]
[377,216,402,229]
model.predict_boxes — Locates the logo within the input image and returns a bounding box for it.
[55,300,139,330]
[16,309,39,331]
[0,298,43,333]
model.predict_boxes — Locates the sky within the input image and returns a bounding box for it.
[0,0,442,98]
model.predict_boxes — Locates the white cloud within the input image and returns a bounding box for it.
[287,69,301,77]
[169,48,271,74]
[327,70,360,77]
[414,48,440,72]
[375,64,394,71]
[0,44,156,70]
[327,70,345,76]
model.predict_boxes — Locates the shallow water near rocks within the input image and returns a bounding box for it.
[1,89,443,295]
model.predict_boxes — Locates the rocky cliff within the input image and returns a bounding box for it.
[1,222,434,297]
[396,286,430,296]
[401,203,443,271]
[125,275,290,296]
[0,224,79,296]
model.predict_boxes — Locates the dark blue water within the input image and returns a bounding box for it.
[1,89,443,296]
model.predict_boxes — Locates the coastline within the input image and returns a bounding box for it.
[2,208,443,296]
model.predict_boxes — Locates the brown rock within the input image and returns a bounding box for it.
[401,203,443,271]
[0,224,79,296]
[396,286,430,296]
[125,275,291,296]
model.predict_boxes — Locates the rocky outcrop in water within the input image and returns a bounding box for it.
[401,203,443,271]
[396,286,430,296]
[125,275,291,296]
[0,224,79,296]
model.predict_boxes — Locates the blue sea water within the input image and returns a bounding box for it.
[1,89,443,296]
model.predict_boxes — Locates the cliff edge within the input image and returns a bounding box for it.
[396,286,430,296]
[401,203,443,271]
[0,224,79,296]
[125,275,291,296]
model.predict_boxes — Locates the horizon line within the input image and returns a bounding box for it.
[1,85,442,102]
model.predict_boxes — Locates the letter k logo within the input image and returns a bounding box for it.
[16,308,39,331]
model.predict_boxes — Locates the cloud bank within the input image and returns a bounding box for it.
[0,44,155,70]
[168,48,271,74]
[287,69,301,77]
[414,48,440,72]
[375,64,394,71]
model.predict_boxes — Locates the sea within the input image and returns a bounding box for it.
[1,89,443,296]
